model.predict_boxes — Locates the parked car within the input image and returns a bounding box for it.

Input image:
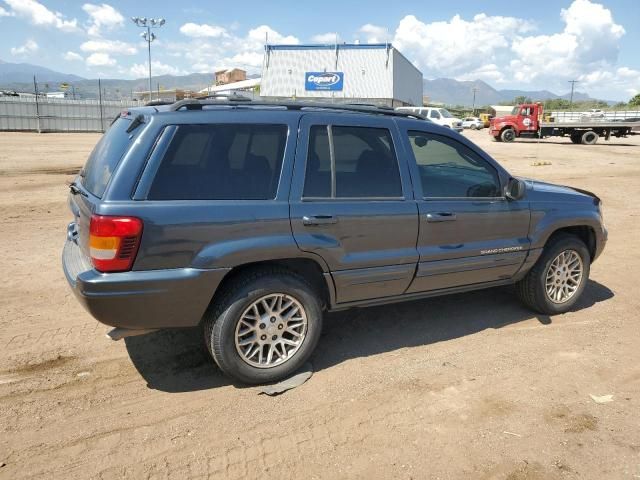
[580,109,606,122]
[63,100,607,384]
[462,117,484,129]
[396,106,463,132]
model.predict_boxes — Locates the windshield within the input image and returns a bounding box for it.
[80,117,133,198]
[439,109,453,118]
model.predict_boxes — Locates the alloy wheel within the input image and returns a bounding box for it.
[545,249,584,304]
[234,293,308,368]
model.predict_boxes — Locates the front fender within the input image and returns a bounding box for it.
[528,203,605,251]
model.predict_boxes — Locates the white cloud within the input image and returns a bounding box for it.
[359,24,388,44]
[179,22,228,38]
[311,32,337,43]
[458,64,506,84]
[80,39,137,55]
[130,61,183,78]
[509,0,625,83]
[578,66,640,98]
[3,0,78,31]
[248,25,299,45]
[64,51,83,61]
[86,52,116,67]
[10,39,38,56]
[389,0,635,99]
[167,24,299,74]
[82,3,124,36]
[394,13,529,76]
[0,6,13,17]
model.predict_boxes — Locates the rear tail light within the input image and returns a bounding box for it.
[89,215,143,272]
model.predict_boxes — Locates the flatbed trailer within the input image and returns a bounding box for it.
[490,103,638,144]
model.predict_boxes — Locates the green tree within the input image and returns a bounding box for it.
[514,95,532,104]
[629,93,640,107]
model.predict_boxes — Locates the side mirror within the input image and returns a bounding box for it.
[505,178,526,201]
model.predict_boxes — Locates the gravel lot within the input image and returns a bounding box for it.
[1,129,639,479]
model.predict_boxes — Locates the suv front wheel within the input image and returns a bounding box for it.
[203,268,323,384]
[516,234,591,315]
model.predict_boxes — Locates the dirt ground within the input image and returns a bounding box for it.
[1,129,639,480]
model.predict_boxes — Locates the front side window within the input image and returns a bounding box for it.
[148,124,287,200]
[429,110,440,119]
[440,109,453,118]
[303,125,402,198]
[408,131,501,198]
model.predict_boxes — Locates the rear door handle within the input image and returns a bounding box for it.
[302,215,338,226]
[426,212,457,222]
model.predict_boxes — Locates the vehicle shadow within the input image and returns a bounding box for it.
[512,139,637,147]
[125,280,613,393]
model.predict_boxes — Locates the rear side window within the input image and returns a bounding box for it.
[148,124,287,200]
[303,125,402,198]
[81,117,132,198]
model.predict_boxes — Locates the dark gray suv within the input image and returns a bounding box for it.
[63,100,607,384]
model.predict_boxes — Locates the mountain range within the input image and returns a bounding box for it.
[0,59,599,105]
[422,78,592,107]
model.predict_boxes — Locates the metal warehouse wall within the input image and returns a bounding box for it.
[260,45,422,106]
[0,97,142,133]
[391,50,423,107]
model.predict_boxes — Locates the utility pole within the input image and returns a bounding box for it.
[132,16,166,102]
[33,75,41,133]
[472,86,479,116]
[568,80,579,110]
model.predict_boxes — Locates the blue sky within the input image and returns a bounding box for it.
[0,0,638,100]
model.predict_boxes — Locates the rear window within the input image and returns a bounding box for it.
[148,124,287,200]
[81,117,133,198]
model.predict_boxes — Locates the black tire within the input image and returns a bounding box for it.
[581,130,599,145]
[570,132,581,144]
[203,268,323,384]
[501,128,516,142]
[516,234,591,315]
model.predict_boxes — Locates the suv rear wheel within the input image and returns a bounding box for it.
[203,268,323,384]
[516,234,590,315]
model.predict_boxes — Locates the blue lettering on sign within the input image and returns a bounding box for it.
[305,72,344,91]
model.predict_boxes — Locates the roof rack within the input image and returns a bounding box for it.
[166,98,426,119]
[145,99,174,107]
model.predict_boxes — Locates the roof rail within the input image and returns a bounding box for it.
[145,99,174,107]
[166,98,426,119]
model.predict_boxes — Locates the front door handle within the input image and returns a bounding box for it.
[426,212,457,222]
[302,215,338,226]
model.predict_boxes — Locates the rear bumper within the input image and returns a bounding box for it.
[62,240,229,329]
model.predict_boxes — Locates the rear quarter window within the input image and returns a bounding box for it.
[148,123,288,200]
[81,117,133,198]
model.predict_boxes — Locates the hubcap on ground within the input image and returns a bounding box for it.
[545,249,583,304]
[234,293,308,369]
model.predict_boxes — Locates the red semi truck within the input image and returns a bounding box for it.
[489,103,637,145]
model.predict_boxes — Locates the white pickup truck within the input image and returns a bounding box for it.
[396,106,463,132]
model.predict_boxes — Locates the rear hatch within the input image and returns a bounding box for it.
[68,115,136,261]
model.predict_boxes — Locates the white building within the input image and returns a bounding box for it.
[259,43,423,107]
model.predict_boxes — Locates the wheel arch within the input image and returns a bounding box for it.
[207,258,334,319]
[544,225,597,260]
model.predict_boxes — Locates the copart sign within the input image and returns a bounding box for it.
[305,72,344,91]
